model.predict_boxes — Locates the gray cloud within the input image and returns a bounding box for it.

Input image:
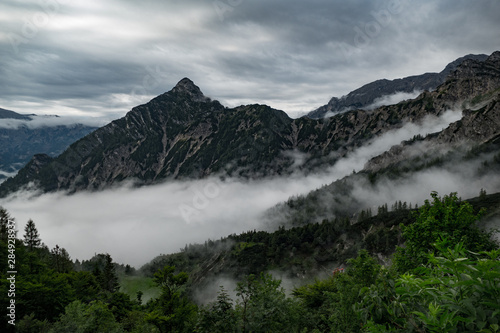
[0,0,499,118]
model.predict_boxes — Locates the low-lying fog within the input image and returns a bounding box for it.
[3,109,495,268]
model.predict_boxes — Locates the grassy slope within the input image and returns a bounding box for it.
[118,275,161,304]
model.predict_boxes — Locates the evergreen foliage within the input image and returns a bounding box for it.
[394,192,496,272]
[99,253,120,293]
[23,219,41,251]
[0,191,498,332]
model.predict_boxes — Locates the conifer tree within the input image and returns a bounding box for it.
[99,253,119,293]
[23,219,41,251]
[51,244,62,272]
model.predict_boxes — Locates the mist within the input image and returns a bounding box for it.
[0,115,109,130]
[365,90,423,110]
[353,162,500,212]
[0,109,466,268]
[0,170,17,182]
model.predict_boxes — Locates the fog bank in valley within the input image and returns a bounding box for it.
[0,109,472,268]
[0,115,109,130]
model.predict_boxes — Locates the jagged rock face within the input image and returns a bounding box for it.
[364,52,500,173]
[308,54,489,119]
[50,79,231,188]
[171,77,211,102]
[364,96,500,173]
[364,54,500,175]
[269,53,500,229]
[436,98,500,144]
[11,153,53,182]
[354,52,500,173]
[1,52,499,196]
[1,79,302,194]
[436,52,500,108]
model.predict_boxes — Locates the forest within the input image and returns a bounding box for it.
[1,192,499,332]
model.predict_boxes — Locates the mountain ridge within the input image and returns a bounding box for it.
[0,109,97,181]
[0,107,33,120]
[307,53,489,119]
[261,51,500,228]
[1,51,499,197]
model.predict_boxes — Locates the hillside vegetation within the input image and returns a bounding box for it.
[1,191,499,332]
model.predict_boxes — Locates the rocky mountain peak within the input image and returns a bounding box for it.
[440,54,488,76]
[171,78,208,102]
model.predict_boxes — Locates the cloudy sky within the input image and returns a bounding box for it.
[1,0,499,120]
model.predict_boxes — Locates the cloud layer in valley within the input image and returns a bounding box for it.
[0,114,108,129]
[352,164,500,212]
[364,90,423,110]
[0,109,468,268]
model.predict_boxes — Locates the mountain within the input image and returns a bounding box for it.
[307,54,489,119]
[0,110,97,182]
[266,51,500,228]
[1,52,499,197]
[0,107,32,120]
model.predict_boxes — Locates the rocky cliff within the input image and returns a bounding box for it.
[307,54,488,119]
[263,52,500,227]
[1,52,499,197]
[365,52,500,172]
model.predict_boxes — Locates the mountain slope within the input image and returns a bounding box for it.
[0,82,445,195]
[0,110,97,181]
[140,190,500,295]
[0,108,32,120]
[307,54,488,119]
[266,52,500,228]
[1,52,499,197]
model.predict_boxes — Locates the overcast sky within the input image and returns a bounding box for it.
[1,0,499,120]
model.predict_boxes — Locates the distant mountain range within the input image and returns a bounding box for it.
[0,107,33,120]
[1,51,499,198]
[0,109,97,182]
[307,54,489,119]
[268,51,500,228]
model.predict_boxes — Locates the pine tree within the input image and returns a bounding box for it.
[58,247,73,273]
[479,188,487,200]
[51,245,62,272]
[23,219,41,251]
[99,253,119,293]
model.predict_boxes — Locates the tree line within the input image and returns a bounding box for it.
[0,191,499,332]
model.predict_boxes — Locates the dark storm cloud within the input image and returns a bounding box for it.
[0,0,499,118]
[0,46,141,100]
